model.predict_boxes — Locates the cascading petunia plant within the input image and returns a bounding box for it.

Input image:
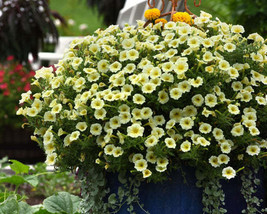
[18,1,267,213]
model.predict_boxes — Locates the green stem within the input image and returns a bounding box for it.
[4,189,7,201]
[34,171,54,177]
[136,200,150,214]
[104,104,117,109]
[110,200,127,214]
[14,184,20,194]
[236,166,245,173]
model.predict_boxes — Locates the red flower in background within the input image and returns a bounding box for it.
[21,77,27,82]
[0,70,4,83]
[0,83,8,89]
[1,55,35,99]
[15,64,23,71]
[28,71,35,77]
[3,90,10,96]
[1,55,37,128]
[18,71,25,76]
[7,56,14,61]
[23,82,31,92]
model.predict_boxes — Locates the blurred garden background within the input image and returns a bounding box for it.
[0,0,266,211]
[49,0,267,37]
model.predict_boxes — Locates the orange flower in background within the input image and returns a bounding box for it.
[155,18,167,24]
[172,12,194,25]
[144,8,161,20]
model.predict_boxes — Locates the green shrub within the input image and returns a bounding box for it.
[0,0,58,63]
[225,0,267,37]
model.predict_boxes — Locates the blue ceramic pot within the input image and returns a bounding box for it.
[107,167,266,214]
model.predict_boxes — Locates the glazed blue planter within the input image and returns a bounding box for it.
[107,167,266,214]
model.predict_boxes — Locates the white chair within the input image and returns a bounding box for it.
[29,36,80,69]
[38,36,80,64]
[116,0,185,27]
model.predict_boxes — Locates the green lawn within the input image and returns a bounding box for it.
[49,0,106,36]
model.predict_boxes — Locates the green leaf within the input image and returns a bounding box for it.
[0,157,9,169]
[43,192,81,214]
[0,193,23,203]
[118,172,127,184]
[195,170,206,181]
[32,205,54,214]
[118,187,125,202]
[0,193,11,203]
[108,193,117,205]
[90,186,99,196]
[132,187,139,195]
[32,208,54,214]
[0,196,19,214]
[204,187,211,195]
[9,160,29,174]
[24,175,39,187]
[0,175,26,186]
[0,174,38,188]
[213,191,221,197]
[18,201,33,214]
